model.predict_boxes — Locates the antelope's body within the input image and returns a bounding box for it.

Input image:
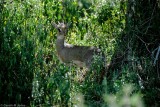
[53,22,105,69]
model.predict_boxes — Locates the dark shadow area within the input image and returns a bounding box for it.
[108,0,160,106]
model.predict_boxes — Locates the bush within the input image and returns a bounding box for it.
[1,0,159,107]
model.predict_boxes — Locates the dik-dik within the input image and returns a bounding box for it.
[53,22,106,71]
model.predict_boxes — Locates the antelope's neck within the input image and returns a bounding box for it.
[56,35,65,52]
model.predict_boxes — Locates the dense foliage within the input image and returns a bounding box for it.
[0,0,159,106]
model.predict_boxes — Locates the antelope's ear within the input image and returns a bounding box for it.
[52,22,58,28]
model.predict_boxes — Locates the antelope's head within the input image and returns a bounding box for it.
[52,22,70,36]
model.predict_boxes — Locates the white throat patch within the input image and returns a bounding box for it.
[57,35,64,39]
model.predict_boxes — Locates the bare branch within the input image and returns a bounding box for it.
[153,46,160,66]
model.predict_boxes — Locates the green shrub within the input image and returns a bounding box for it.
[2,0,158,107]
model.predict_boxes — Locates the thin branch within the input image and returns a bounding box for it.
[132,29,158,38]
[153,46,160,66]
[135,34,151,53]
[132,4,157,54]
[144,3,156,35]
